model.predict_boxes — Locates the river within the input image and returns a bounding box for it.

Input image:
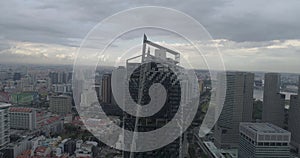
[253,89,297,101]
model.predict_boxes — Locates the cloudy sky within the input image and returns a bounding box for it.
[0,0,300,73]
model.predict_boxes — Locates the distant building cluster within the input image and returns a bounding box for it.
[4,135,98,158]
[0,68,73,108]
[192,72,300,158]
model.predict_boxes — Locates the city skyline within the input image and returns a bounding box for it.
[0,35,299,158]
[1,1,300,157]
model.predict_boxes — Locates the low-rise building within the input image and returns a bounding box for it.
[239,122,290,158]
[9,107,36,130]
[5,137,33,158]
[75,140,97,158]
[49,95,72,115]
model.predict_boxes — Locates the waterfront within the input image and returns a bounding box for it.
[254,89,297,101]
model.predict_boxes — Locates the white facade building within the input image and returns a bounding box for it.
[0,102,11,149]
[9,107,36,130]
[239,123,290,158]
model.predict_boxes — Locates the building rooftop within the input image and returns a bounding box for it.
[35,146,48,153]
[203,141,238,158]
[240,123,291,143]
[50,95,71,99]
[0,102,12,108]
[9,107,33,112]
[240,123,289,134]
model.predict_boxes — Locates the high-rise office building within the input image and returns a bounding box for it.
[52,84,72,94]
[239,122,290,158]
[49,72,68,84]
[67,72,73,83]
[101,74,112,104]
[9,107,36,130]
[0,103,11,149]
[262,73,285,128]
[198,79,205,94]
[288,76,300,155]
[49,95,72,115]
[58,71,67,84]
[73,79,83,107]
[49,72,59,84]
[13,72,21,81]
[64,139,76,155]
[0,70,9,80]
[214,72,254,149]
[123,35,187,158]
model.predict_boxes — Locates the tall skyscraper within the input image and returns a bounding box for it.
[58,71,67,84]
[49,95,72,115]
[123,35,188,158]
[67,72,73,83]
[101,74,112,104]
[0,103,11,149]
[288,76,300,155]
[262,73,285,128]
[13,72,21,81]
[214,72,254,149]
[49,71,68,84]
[239,122,290,158]
[49,72,59,84]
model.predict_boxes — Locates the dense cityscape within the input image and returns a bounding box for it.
[1,1,300,158]
[0,36,299,158]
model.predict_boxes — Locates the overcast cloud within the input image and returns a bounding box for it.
[0,0,299,73]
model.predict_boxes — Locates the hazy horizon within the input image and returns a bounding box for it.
[1,0,300,73]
